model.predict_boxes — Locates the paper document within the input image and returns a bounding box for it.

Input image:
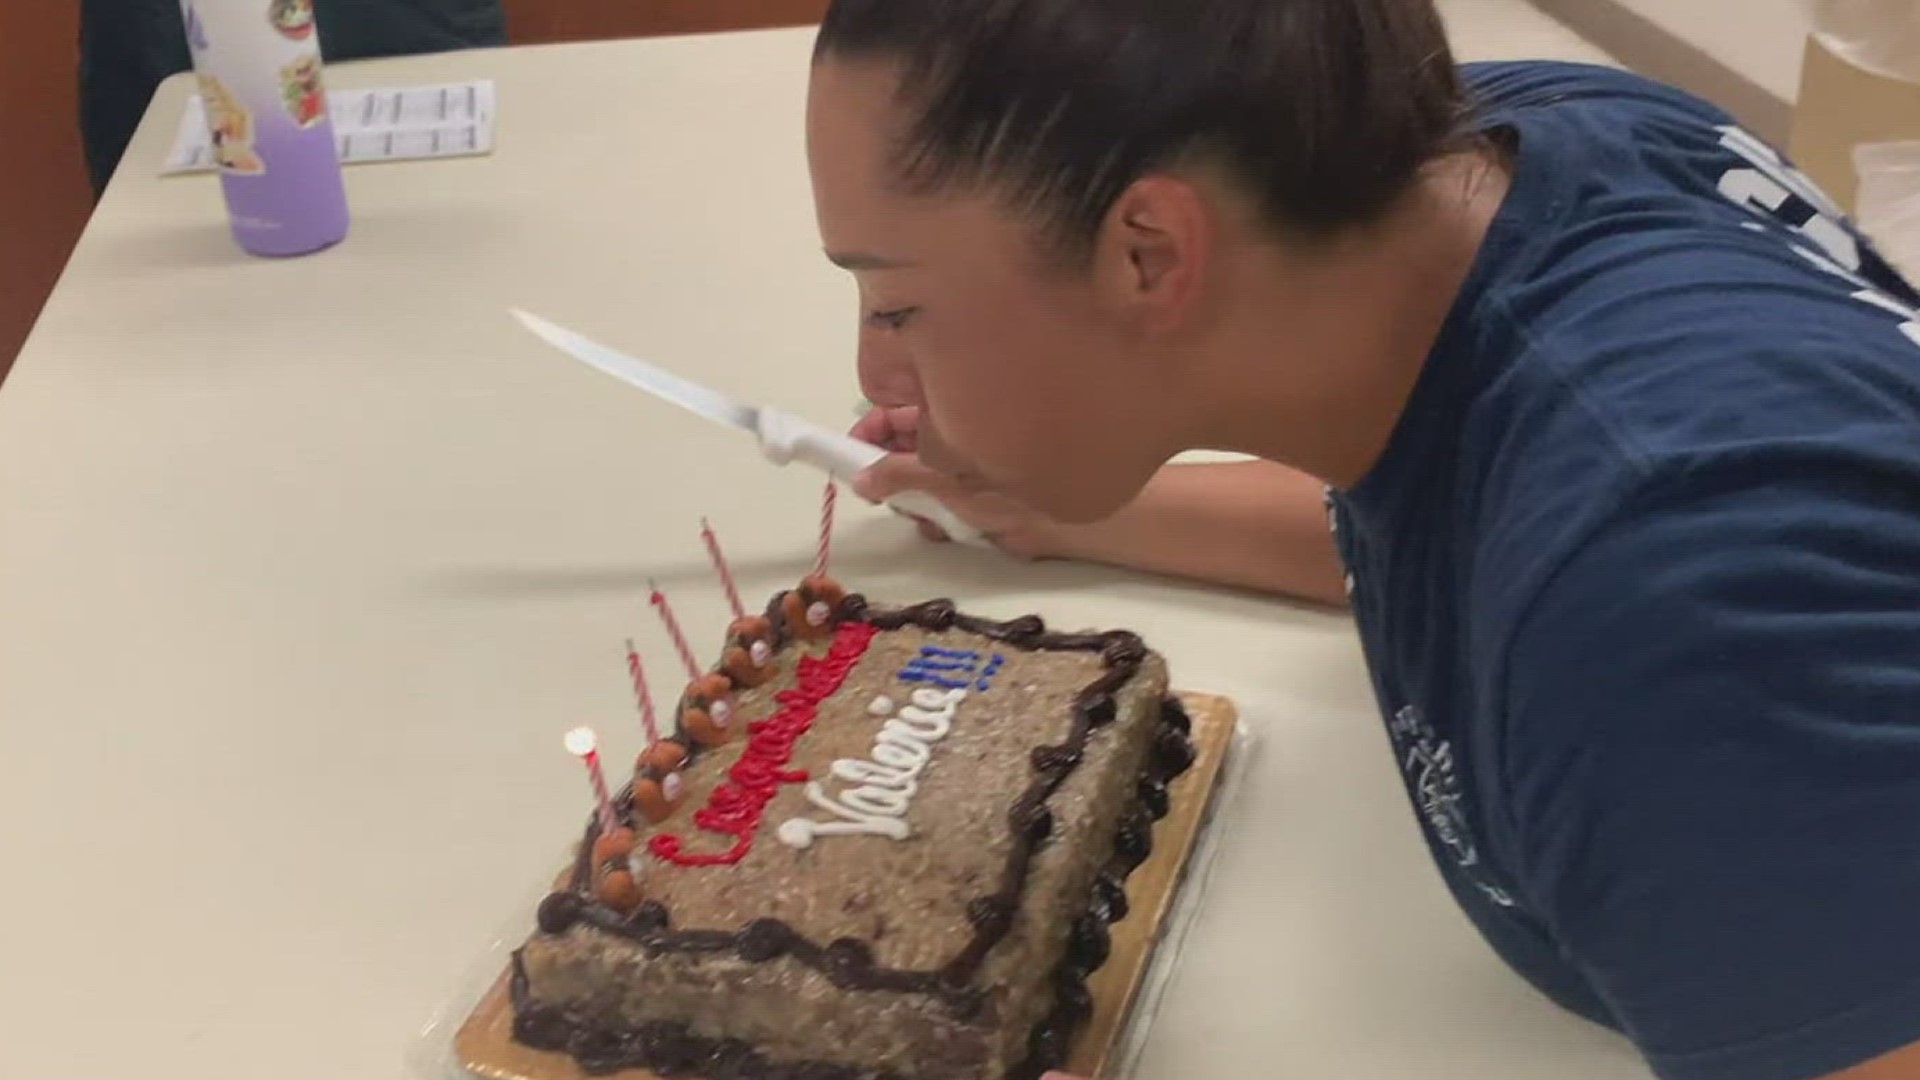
[163,80,497,174]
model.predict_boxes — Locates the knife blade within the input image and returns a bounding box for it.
[512,309,982,545]
[513,309,761,433]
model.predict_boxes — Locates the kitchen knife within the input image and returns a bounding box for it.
[512,309,982,545]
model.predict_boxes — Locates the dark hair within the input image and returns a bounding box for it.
[816,0,1470,252]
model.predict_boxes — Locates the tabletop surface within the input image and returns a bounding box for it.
[0,13,1648,1080]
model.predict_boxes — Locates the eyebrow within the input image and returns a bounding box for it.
[825,250,916,271]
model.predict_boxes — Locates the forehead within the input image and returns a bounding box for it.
[806,59,911,216]
[806,58,948,231]
[806,58,900,146]
[807,57,1045,273]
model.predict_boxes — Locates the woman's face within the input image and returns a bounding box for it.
[805,59,1186,523]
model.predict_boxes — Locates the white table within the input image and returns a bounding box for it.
[0,14,1649,1080]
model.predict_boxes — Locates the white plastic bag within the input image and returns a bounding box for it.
[1856,141,1920,277]
[1806,0,1920,83]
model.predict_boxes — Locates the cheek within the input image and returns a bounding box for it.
[918,307,1089,467]
[921,302,1154,519]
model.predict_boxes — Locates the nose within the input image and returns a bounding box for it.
[856,324,922,409]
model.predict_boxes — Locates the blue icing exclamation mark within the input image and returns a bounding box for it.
[976,653,1006,692]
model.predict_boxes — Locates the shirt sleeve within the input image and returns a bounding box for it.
[1500,454,1920,1080]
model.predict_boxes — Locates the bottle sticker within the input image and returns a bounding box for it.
[267,0,316,41]
[279,54,328,127]
[197,75,266,174]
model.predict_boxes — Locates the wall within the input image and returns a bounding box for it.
[1607,0,1811,104]
[0,4,93,387]
[1531,0,1812,142]
[1791,34,1920,217]
[501,0,826,44]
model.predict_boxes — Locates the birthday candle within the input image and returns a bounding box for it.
[700,518,746,619]
[816,480,838,578]
[650,581,702,679]
[564,726,617,834]
[625,638,661,744]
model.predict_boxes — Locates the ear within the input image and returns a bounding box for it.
[1094,175,1211,333]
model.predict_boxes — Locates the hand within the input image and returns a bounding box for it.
[848,407,1067,559]
[849,404,923,455]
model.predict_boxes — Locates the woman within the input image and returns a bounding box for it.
[806,1,1920,1078]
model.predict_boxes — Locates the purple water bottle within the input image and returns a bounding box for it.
[180,0,350,256]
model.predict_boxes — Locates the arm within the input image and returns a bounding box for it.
[856,452,1346,607]
[1035,461,1346,606]
[1834,1044,1920,1079]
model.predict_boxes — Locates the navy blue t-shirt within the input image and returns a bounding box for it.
[1328,62,1920,1080]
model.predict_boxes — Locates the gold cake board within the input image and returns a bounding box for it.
[455,692,1238,1080]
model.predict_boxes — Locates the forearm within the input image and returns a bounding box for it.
[1040,461,1347,606]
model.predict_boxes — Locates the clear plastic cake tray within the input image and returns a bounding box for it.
[411,692,1254,1080]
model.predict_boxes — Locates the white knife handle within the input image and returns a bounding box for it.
[884,489,984,545]
[756,410,984,545]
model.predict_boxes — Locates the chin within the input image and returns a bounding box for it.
[973,447,1150,524]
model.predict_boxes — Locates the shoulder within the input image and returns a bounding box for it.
[1500,445,1920,674]
[1490,443,1920,834]
[1460,60,1734,127]
[1458,288,1920,668]
[1459,128,1920,489]
[1463,293,1920,646]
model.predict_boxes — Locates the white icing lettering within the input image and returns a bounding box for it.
[911,687,967,710]
[893,706,954,741]
[776,784,915,848]
[831,758,917,789]
[775,689,969,848]
[872,731,930,772]
[838,782,918,818]
[805,780,909,831]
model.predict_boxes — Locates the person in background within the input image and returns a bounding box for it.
[78,0,505,195]
[809,0,1920,1078]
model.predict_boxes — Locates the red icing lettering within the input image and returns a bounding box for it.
[650,621,878,867]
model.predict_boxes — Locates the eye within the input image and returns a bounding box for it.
[864,306,919,331]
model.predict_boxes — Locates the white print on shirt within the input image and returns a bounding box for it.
[1328,494,1513,907]
[1715,125,1920,349]
[1325,487,1356,596]
[1389,706,1518,908]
